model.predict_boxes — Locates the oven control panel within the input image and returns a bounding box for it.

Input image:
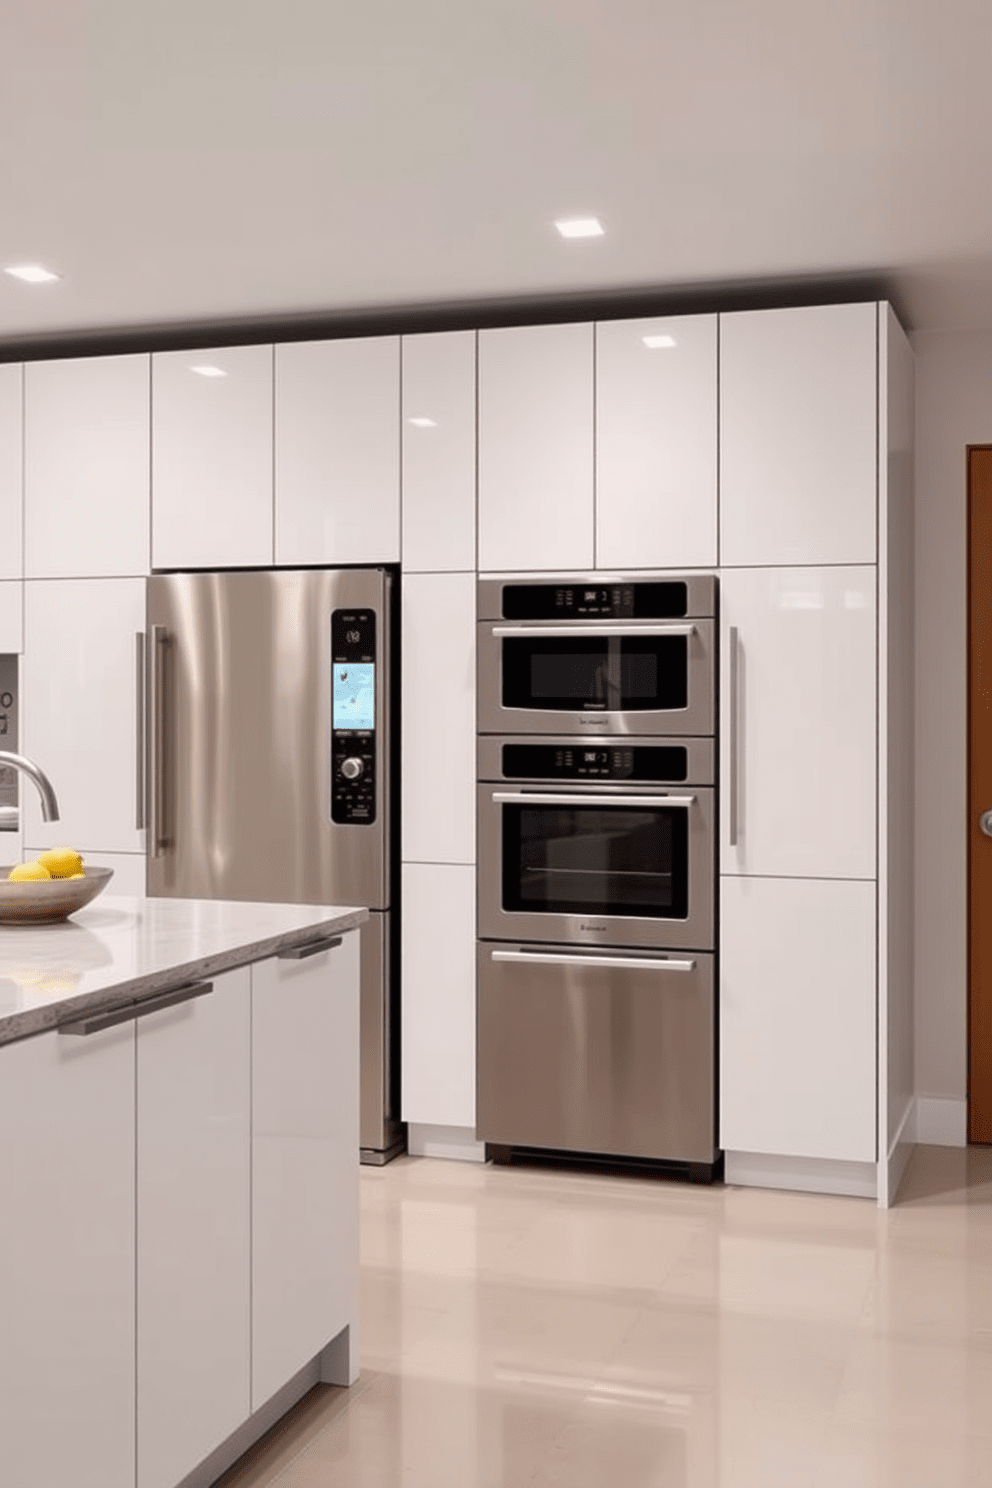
[500,580,690,620]
[331,608,377,825]
[501,743,690,782]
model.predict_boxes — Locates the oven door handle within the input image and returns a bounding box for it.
[490,623,696,638]
[491,949,697,973]
[491,791,696,808]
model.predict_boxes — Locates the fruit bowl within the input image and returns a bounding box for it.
[0,867,115,926]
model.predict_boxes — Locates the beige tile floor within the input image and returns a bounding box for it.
[217,1145,992,1488]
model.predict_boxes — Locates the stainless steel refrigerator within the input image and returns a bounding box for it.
[144,567,403,1164]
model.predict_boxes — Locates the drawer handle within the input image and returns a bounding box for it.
[58,980,214,1037]
[491,949,697,973]
[278,935,344,961]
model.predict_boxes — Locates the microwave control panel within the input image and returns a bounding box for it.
[331,608,377,825]
[500,580,690,620]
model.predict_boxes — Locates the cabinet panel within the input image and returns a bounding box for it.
[401,862,477,1129]
[137,967,250,1488]
[275,337,400,565]
[0,1023,135,1488]
[0,579,22,650]
[479,323,593,571]
[596,315,717,569]
[0,362,22,580]
[720,566,877,879]
[401,331,476,571]
[152,345,273,569]
[720,875,876,1162]
[25,354,150,578]
[252,932,360,1407]
[402,572,475,865]
[720,303,877,566]
[22,577,146,852]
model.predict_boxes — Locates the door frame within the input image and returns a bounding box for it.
[967,444,992,1142]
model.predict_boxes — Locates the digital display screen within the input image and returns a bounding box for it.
[333,663,375,730]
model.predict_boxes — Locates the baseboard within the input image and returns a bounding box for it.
[724,1150,877,1200]
[913,1096,967,1147]
[407,1122,487,1163]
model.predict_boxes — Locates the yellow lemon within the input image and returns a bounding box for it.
[35,847,84,880]
[8,861,52,882]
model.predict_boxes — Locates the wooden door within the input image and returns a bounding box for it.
[969,445,992,1142]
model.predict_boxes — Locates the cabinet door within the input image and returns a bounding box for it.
[720,875,876,1162]
[0,579,21,650]
[402,572,475,865]
[720,566,877,879]
[252,931,360,1407]
[478,323,593,571]
[401,862,476,1129]
[401,331,476,571]
[596,314,717,569]
[0,1023,135,1488]
[22,577,145,852]
[275,337,400,565]
[0,361,22,580]
[720,303,877,566]
[152,345,273,569]
[137,968,250,1488]
[25,354,150,578]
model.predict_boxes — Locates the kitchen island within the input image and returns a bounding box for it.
[0,894,366,1488]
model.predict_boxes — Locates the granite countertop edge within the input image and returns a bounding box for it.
[0,904,368,1050]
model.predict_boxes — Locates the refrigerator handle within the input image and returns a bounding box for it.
[135,633,146,830]
[148,625,168,858]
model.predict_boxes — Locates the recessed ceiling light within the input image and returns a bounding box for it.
[190,365,228,378]
[407,417,437,428]
[554,217,604,239]
[4,264,60,283]
[642,334,677,349]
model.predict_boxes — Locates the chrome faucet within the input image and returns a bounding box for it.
[0,752,60,822]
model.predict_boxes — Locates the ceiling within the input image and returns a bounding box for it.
[2,0,990,351]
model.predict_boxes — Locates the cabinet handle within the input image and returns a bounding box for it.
[728,625,740,847]
[135,633,146,830]
[58,980,214,1037]
[278,935,344,961]
[148,625,168,858]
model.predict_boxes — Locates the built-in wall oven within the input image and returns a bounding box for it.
[476,575,718,1173]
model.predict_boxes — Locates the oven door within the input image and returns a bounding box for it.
[478,783,714,951]
[477,619,715,736]
[477,942,716,1163]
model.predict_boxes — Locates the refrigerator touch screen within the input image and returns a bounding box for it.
[333,663,375,729]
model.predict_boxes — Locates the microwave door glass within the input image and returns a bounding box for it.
[501,636,687,712]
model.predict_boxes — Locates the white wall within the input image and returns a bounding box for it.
[912,330,992,1110]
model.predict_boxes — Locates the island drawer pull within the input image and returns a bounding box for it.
[279,935,344,961]
[58,980,214,1037]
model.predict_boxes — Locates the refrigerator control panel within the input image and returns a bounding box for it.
[331,608,377,825]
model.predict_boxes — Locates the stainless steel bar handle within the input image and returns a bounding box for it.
[492,791,696,808]
[728,625,739,848]
[278,935,344,961]
[58,980,214,1037]
[491,949,697,973]
[135,633,146,831]
[147,624,168,859]
[491,624,696,638]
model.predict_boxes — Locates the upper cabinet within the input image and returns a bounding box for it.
[0,363,22,580]
[478,323,594,572]
[401,331,476,572]
[152,346,273,570]
[25,355,150,580]
[596,315,718,570]
[275,338,400,566]
[720,303,878,567]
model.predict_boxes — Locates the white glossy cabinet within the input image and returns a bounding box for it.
[720,303,878,567]
[0,361,22,580]
[152,345,273,569]
[25,354,150,578]
[401,331,476,571]
[0,1022,135,1488]
[275,338,400,565]
[22,577,145,853]
[136,968,250,1488]
[402,572,475,866]
[720,566,877,880]
[595,314,717,570]
[252,932,360,1406]
[401,862,477,1129]
[720,875,877,1162]
[478,322,594,572]
[0,579,21,650]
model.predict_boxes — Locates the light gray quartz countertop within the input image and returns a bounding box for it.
[0,895,368,1047]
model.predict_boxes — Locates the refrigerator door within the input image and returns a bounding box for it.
[146,569,390,911]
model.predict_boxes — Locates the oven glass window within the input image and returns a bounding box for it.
[501,636,687,712]
[502,804,689,919]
